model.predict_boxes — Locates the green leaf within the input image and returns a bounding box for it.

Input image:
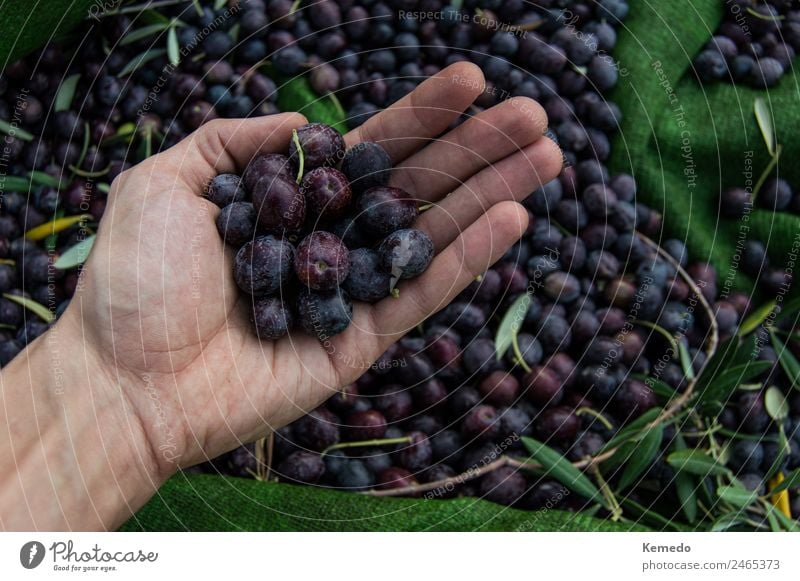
[631,374,675,400]
[54,73,81,112]
[522,437,601,503]
[619,498,683,531]
[54,234,95,270]
[695,335,741,389]
[666,449,731,477]
[764,427,790,481]
[671,435,697,523]
[768,468,800,494]
[118,48,167,77]
[711,512,750,531]
[775,295,800,323]
[120,23,171,46]
[74,121,91,173]
[764,502,782,531]
[762,502,798,532]
[754,97,776,157]
[717,484,758,508]
[678,340,695,380]
[0,176,33,191]
[275,75,347,134]
[764,385,789,421]
[770,333,800,391]
[167,26,180,66]
[27,170,61,188]
[2,293,54,324]
[0,118,34,142]
[601,407,662,451]
[738,299,777,337]
[494,292,531,361]
[696,360,773,414]
[139,8,171,26]
[618,425,663,490]
[633,319,677,351]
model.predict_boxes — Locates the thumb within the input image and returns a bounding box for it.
[162,113,308,193]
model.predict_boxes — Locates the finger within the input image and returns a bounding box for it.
[331,202,529,377]
[156,113,308,192]
[344,62,485,162]
[391,97,548,201]
[416,136,563,252]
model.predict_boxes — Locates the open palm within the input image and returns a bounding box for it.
[64,63,562,478]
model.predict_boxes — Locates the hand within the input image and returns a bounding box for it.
[0,63,561,529]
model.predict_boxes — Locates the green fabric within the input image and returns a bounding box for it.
[0,0,96,65]
[609,1,800,292]
[120,474,646,532]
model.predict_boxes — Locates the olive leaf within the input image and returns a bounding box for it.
[711,513,750,532]
[118,48,167,77]
[54,234,95,270]
[762,501,798,532]
[120,22,171,46]
[774,295,800,323]
[0,118,34,142]
[28,170,62,188]
[25,214,91,241]
[696,335,741,389]
[633,319,677,352]
[666,449,731,477]
[494,292,531,361]
[630,375,675,400]
[764,427,790,481]
[274,75,347,134]
[678,340,695,380]
[167,26,180,66]
[138,8,171,26]
[770,332,800,391]
[2,293,54,324]
[54,73,80,112]
[754,97,776,157]
[738,299,777,336]
[0,176,32,191]
[717,483,758,509]
[74,121,91,172]
[696,360,773,414]
[671,435,698,523]
[521,437,602,503]
[601,406,662,451]
[768,468,800,495]
[619,498,683,531]
[617,424,663,490]
[764,385,789,421]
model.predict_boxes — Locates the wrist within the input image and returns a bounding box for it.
[0,310,168,530]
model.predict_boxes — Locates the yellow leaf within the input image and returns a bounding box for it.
[25,214,91,241]
[769,472,792,518]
